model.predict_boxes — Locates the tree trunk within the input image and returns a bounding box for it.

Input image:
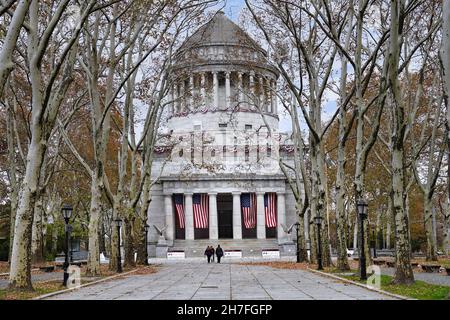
[9,137,45,289]
[424,197,438,261]
[135,218,146,265]
[86,175,102,276]
[123,216,135,267]
[6,103,18,263]
[392,148,414,284]
[31,199,44,264]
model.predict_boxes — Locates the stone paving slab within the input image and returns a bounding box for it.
[46,262,396,300]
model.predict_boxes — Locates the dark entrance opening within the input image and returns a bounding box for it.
[217,193,233,239]
[266,227,277,238]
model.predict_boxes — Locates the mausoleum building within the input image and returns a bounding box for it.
[147,11,300,258]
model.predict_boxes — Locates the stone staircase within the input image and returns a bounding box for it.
[171,239,294,258]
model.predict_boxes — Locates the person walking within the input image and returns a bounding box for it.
[216,245,223,263]
[211,246,215,262]
[205,246,213,263]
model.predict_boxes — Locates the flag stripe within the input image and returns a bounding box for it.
[193,193,209,229]
[241,193,256,229]
[264,193,277,228]
[174,194,185,229]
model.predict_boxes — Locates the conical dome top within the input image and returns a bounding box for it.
[179,11,264,54]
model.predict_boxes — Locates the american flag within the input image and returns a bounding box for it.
[264,193,277,227]
[193,193,209,229]
[174,194,185,229]
[241,193,257,229]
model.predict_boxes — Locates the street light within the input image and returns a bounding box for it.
[372,228,377,258]
[144,224,150,266]
[314,215,323,270]
[61,204,73,287]
[294,222,301,263]
[357,198,368,280]
[115,218,123,273]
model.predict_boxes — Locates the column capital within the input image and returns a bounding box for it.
[276,191,286,196]
[232,191,241,196]
[225,71,231,78]
[250,70,255,77]
[256,191,265,196]
[208,192,218,196]
[184,192,193,196]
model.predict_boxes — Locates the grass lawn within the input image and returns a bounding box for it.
[0,265,158,300]
[0,281,64,300]
[330,269,450,300]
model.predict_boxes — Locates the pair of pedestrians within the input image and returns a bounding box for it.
[205,245,224,263]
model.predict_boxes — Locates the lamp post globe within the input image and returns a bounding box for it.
[61,204,73,287]
[115,218,123,273]
[314,216,323,270]
[144,224,150,266]
[357,198,368,280]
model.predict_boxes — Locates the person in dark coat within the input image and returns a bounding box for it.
[216,245,224,263]
[205,246,213,263]
[211,246,215,262]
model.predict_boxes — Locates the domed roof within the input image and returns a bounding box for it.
[179,11,265,54]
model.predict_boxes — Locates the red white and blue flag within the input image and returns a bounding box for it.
[241,193,257,229]
[193,193,209,229]
[174,194,185,229]
[264,193,277,227]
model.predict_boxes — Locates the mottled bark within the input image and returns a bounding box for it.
[86,174,102,276]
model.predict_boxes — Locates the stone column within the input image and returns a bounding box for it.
[200,72,206,107]
[249,71,255,98]
[189,75,194,107]
[213,71,219,110]
[185,193,194,240]
[238,72,243,105]
[164,194,174,244]
[277,192,286,243]
[180,80,185,111]
[209,193,218,240]
[259,76,265,112]
[266,78,272,113]
[256,192,266,239]
[173,84,179,112]
[232,192,242,240]
[271,80,277,114]
[225,71,231,109]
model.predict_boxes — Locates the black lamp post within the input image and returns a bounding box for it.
[144,224,150,266]
[314,215,323,270]
[115,218,123,273]
[357,198,368,280]
[61,204,73,287]
[294,222,300,263]
[372,228,377,258]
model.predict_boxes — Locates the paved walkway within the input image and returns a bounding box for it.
[46,262,395,300]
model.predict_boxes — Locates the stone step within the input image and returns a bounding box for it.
[170,239,295,257]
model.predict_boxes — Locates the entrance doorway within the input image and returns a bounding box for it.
[217,193,233,239]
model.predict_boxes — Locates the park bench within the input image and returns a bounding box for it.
[385,260,395,267]
[443,266,450,276]
[39,266,55,272]
[421,264,441,273]
[373,258,386,266]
